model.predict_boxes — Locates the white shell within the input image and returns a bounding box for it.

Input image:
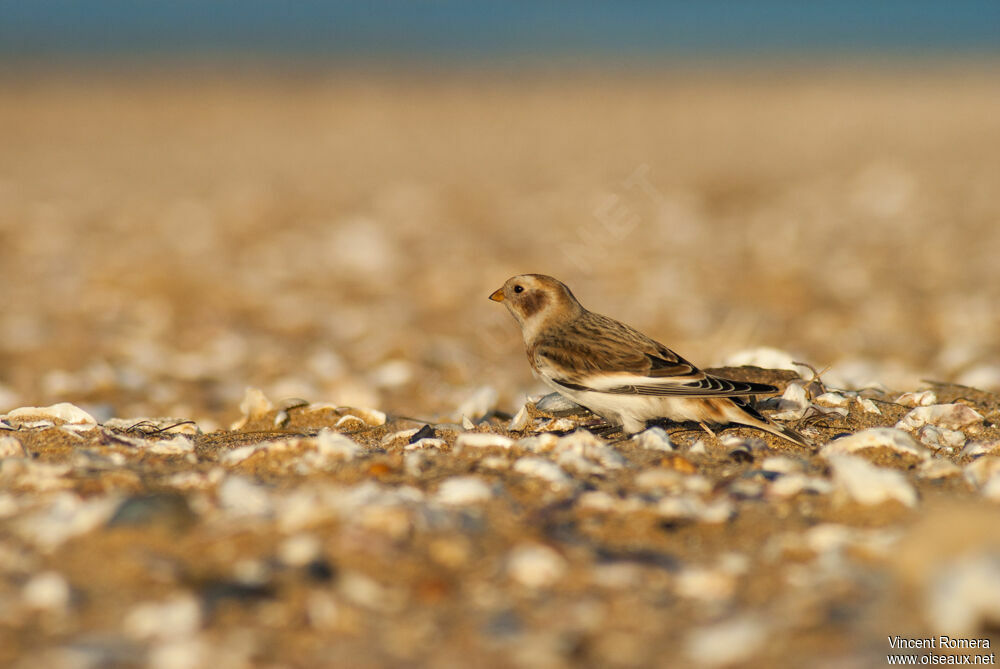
[770,382,809,420]
[455,432,514,450]
[925,554,1000,634]
[435,477,495,506]
[685,617,768,667]
[507,403,531,431]
[960,441,1000,458]
[455,386,498,422]
[917,459,962,480]
[827,454,918,507]
[0,435,26,458]
[3,403,97,426]
[916,425,967,452]
[512,457,572,488]
[857,397,882,414]
[633,427,675,452]
[896,390,938,407]
[964,457,1000,490]
[896,404,984,432]
[124,594,202,641]
[821,427,929,460]
[230,387,273,430]
[507,544,566,588]
[404,438,445,450]
[814,392,850,408]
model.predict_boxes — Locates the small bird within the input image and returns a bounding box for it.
[489,274,810,447]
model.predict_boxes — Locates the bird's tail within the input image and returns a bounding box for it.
[731,398,813,448]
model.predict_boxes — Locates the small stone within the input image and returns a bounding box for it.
[896,404,984,432]
[313,428,361,461]
[821,427,929,460]
[435,476,495,506]
[858,397,882,414]
[455,432,514,450]
[964,457,1000,490]
[22,571,71,612]
[815,392,850,407]
[512,457,572,488]
[456,386,498,422]
[507,544,567,589]
[917,425,967,452]
[633,427,675,452]
[896,390,938,407]
[3,402,97,427]
[961,441,1000,458]
[0,435,26,458]
[217,476,273,518]
[534,392,586,414]
[508,404,531,431]
[124,594,202,641]
[926,554,1000,634]
[686,617,767,667]
[278,534,322,567]
[335,415,367,430]
[827,454,918,508]
[917,459,962,480]
[230,387,273,430]
[404,438,445,450]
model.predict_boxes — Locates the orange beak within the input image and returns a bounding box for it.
[489,288,505,302]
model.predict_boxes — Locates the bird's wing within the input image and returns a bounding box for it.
[533,314,777,398]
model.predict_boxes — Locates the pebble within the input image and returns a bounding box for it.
[916,425,967,452]
[405,438,445,450]
[675,566,737,603]
[534,392,585,414]
[821,427,929,460]
[771,382,809,420]
[145,435,195,455]
[827,454,918,507]
[858,397,882,414]
[917,459,962,480]
[124,594,203,641]
[896,404,984,432]
[381,428,420,445]
[230,387,273,430]
[22,571,71,612]
[769,472,835,497]
[455,432,514,450]
[685,617,767,667]
[277,534,323,567]
[312,428,361,462]
[16,492,118,551]
[456,386,498,422]
[512,457,572,488]
[896,390,937,407]
[507,544,567,589]
[0,435,26,457]
[217,476,273,518]
[339,571,405,613]
[334,415,367,430]
[963,457,1000,490]
[2,402,97,428]
[633,427,675,452]
[960,441,1000,458]
[555,430,625,469]
[508,403,531,431]
[814,392,850,407]
[435,476,495,506]
[925,554,1000,634]
[759,456,805,475]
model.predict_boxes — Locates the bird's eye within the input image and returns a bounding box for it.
[513,285,524,293]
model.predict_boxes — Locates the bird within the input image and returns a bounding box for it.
[489,273,810,447]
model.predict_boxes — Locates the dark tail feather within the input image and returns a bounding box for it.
[733,397,813,448]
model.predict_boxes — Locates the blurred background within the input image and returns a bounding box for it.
[1,2,999,427]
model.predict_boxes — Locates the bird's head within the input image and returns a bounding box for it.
[489,274,582,342]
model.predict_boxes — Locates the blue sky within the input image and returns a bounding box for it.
[1,1,998,65]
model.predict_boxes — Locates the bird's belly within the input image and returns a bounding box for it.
[541,379,731,426]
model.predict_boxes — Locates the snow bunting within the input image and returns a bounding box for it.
[490,274,810,447]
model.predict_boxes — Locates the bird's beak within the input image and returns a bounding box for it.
[489,288,505,302]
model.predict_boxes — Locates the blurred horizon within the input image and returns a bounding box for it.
[2,1,999,70]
